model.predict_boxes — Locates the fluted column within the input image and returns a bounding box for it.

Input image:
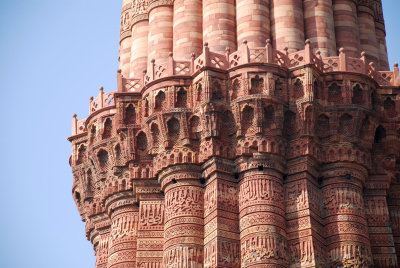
[93,215,112,268]
[374,0,389,70]
[136,200,164,267]
[236,0,270,48]
[95,231,110,268]
[130,8,149,79]
[303,0,337,57]
[106,193,139,268]
[119,0,134,78]
[203,0,236,54]
[203,158,240,267]
[364,181,398,267]
[357,3,379,64]
[271,0,305,52]
[375,23,389,71]
[285,157,326,267]
[148,0,173,68]
[332,0,360,57]
[321,163,372,266]
[96,232,110,268]
[173,0,203,60]
[160,165,204,267]
[388,184,400,263]
[238,158,288,267]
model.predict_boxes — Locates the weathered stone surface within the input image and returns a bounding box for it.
[69,0,400,267]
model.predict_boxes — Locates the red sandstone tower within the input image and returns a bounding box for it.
[69,0,400,267]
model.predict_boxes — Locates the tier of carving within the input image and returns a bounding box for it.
[239,176,284,207]
[241,233,288,267]
[70,21,400,268]
[204,239,240,268]
[71,41,400,136]
[165,186,203,220]
[138,201,164,230]
[327,243,372,268]
[163,246,203,268]
[323,184,365,217]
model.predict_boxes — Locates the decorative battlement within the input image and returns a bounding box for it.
[72,88,117,136]
[71,40,400,137]
[129,40,399,91]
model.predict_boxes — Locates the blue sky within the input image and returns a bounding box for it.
[0,1,399,267]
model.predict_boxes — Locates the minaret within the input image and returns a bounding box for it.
[69,0,400,267]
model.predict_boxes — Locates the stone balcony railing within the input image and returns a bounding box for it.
[71,39,400,136]
[123,39,400,92]
[71,87,116,136]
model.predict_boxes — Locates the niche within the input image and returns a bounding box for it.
[293,79,304,99]
[155,91,166,111]
[242,106,254,135]
[328,83,342,102]
[137,132,148,152]
[76,145,86,165]
[251,75,264,94]
[124,104,136,124]
[374,125,386,144]
[97,149,109,169]
[384,97,396,118]
[102,118,112,139]
[176,87,187,108]
[189,116,201,140]
[263,105,274,129]
[212,81,223,100]
[352,84,363,104]
[167,117,180,146]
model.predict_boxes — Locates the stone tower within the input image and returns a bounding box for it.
[68,0,400,267]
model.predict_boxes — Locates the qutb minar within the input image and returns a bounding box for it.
[68,0,400,267]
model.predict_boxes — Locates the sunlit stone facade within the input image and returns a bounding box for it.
[69,0,400,267]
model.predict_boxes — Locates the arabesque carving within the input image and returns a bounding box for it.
[69,0,400,267]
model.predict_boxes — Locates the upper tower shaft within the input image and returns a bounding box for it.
[118,0,390,78]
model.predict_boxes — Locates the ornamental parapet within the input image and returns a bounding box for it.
[70,40,400,137]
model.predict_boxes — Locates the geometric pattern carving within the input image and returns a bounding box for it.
[69,1,400,267]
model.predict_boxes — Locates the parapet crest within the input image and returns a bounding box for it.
[71,40,400,136]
